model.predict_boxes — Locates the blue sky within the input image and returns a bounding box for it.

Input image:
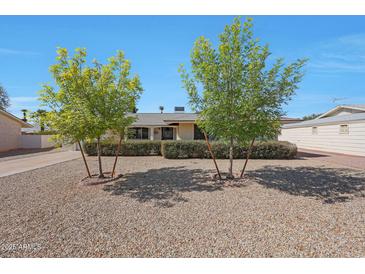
[1,16,365,118]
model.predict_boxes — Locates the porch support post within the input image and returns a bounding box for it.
[150,127,155,140]
[176,126,181,140]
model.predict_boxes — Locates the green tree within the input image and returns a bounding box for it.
[302,113,322,120]
[78,51,142,178]
[40,48,142,179]
[95,51,143,177]
[20,109,28,122]
[30,109,48,131]
[180,17,306,179]
[0,84,10,110]
[39,48,95,177]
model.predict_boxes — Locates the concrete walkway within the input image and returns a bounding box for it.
[0,151,81,177]
[298,148,365,170]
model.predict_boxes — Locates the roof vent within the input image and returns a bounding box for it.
[174,106,185,113]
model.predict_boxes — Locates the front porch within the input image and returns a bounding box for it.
[127,123,204,141]
[151,126,177,140]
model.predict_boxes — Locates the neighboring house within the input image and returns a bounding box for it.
[0,109,32,152]
[279,104,365,156]
[280,116,303,125]
[127,106,301,141]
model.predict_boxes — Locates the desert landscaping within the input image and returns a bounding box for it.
[1,153,364,257]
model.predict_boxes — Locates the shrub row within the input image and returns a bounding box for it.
[83,140,161,156]
[161,140,296,159]
[83,140,297,159]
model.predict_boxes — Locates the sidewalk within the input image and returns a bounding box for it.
[0,151,81,177]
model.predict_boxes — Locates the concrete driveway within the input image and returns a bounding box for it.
[298,149,365,170]
[0,150,81,177]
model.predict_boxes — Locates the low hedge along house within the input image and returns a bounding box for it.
[84,140,297,159]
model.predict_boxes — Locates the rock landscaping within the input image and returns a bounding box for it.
[0,156,364,257]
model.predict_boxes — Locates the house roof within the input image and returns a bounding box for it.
[316,104,365,119]
[280,116,302,121]
[130,112,300,127]
[282,112,365,129]
[0,109,32,128]
[130,113,198,126]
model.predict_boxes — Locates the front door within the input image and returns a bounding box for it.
[162,127,174,140]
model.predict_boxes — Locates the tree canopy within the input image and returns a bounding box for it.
[302,113,322,120]
[40,48,142,178]
[29,109,48,131]
[0,83,10,110]
[180,17,307,178]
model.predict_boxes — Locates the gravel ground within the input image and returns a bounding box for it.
[0,155,364,257]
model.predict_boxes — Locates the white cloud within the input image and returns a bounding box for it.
[0,48,39,56]
[10,96,39,103]
[308,33,365,73]
[337,34,365,47]
[7,96,40,117]
[309,60,365,73]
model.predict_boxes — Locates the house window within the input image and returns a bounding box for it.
[162,127,174,140]
[194,124,205,140]
[128,127,149,140]
[312,127,318,135]
[339,124,349,135]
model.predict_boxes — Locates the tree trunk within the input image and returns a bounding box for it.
[227,137,234,179]
[111,135,123,177]
[78,141,91,178]
[96,137,104,178]
[203,131,222,180]
[240,138,255,178]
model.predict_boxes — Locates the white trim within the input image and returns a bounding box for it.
[316,105,365,119]
[285,118,365,129]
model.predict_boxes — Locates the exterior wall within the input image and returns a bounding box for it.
[279,121,365,156]
[20,135,55,149]
[152,127,161,140]
[176,123,194,140]
[0,113,22,152]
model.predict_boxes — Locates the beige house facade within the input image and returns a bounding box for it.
[127,113,202,141]
[128,109,301,141]
[279,105,365,156]
[0,109,32,152]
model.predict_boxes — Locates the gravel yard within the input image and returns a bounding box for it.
[1,155,365,257]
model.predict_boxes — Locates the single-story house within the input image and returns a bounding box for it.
[0,109,32,152]
[127,107,302,141]
[279,104,365,156]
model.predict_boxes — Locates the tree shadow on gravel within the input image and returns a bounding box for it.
[103,166,237,207]
[248,166,365,204]
[296,151,329,159]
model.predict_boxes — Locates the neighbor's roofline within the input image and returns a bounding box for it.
[316,105,365,119]
[282,112,365,129]
[0,109,32,128]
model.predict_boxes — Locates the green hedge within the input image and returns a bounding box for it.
[161,140,296,159]
[84,140,297,159]
[84,140,161,156]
